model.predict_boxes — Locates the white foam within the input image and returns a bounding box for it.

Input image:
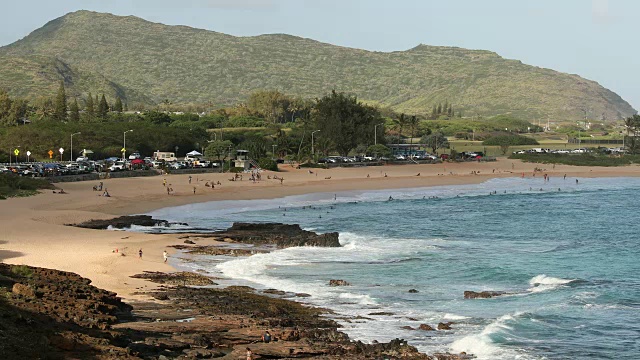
[450,312,532,360]
[443,313,470,321]
[527,274,575,293]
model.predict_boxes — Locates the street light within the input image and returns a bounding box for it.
[311,130,321,159]
[70,132,81,162]
[123,130,133,160]
[272,144,277,160]
[374,123,384,145]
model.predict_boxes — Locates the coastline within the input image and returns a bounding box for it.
[2,158,640,301]
[2,159,640,357]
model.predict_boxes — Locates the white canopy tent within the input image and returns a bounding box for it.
[186,150,202,156]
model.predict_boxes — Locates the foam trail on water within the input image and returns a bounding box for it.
[528,274,575,293]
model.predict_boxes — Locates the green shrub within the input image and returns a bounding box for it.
[257,158,278,171]
[0,174,53,199]
[11,265,34,279]
[483,134,539,146]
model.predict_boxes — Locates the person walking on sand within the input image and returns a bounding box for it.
[163,250,168,263]
[138,249,143,259]
[188,175,192,184]
[246,347,253,360]
[163,178,167,187]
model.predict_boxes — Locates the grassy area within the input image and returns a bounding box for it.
[0,174,53,199]
[509,153,640,167]
[449,139,624,157]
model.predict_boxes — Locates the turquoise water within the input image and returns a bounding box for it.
[147,177,640,359]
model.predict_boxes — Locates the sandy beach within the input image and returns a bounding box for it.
[2,158,640,300]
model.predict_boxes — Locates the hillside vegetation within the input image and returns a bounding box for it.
[0,10,635,120]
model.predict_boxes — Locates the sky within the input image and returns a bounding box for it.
[2,0,638,111]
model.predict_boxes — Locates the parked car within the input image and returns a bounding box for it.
[109,161,126,171]
[394,154,406,160]
[128,152,141,160]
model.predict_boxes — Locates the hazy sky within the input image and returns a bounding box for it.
[3,0,638,110]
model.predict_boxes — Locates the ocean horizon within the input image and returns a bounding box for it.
[131,176,640,359]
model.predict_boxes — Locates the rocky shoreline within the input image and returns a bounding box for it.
[0,263,473,359]
[25,217,475,359]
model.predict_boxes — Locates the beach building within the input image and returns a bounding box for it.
[231,150,260,170]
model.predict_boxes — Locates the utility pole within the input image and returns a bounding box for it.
[311,130,320,160]
[374,123,384,145]
[70,132,81,162]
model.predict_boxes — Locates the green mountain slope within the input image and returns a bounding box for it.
[0,10,635,120]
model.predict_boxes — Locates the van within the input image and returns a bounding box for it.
[153,151,177,162]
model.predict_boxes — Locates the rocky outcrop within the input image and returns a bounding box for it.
[438,322,454,330]
[409,288,420,293]
[464,290,505,299]
[71,215,171,229]
[130,271,216,286]
[0,263,134,358]
[419,324,435,331]
[329,279,351,286]
[0,264,474,359]
[170,244,266,256]
[12,283,36,298]
[217,222,341,248]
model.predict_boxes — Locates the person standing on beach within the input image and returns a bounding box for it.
[188,175,192,184]
[163,178,167,187]
[163,250,168,263]
[138,249,143,259]
[246,347,253,360]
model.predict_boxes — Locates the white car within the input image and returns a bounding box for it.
[109,161,125,171]
[128,152,141,160]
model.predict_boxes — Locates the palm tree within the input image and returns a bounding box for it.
[396,113,407,145]
[624,116,634,136]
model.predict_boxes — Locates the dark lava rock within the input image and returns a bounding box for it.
[438,322,454,330]
[464,290,505,299]
[419,324,435,331]
[408,288,419,293]
[131,271,216,286]
[0,273,16,288]
[217,222,340,248]
[402,326,416,330]
[0,263,134,359]
[72,215,170,229]
[171,244,263,256]
[329,279,351,286]
[369,312,395,316]
[295,293,312,298]
[263,289,286,295]
[183,239,195,244]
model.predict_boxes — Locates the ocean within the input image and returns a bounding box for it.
[139,176,640,359]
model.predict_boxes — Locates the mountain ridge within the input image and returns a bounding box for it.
[0,10,635,120]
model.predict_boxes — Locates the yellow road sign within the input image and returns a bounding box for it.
[13,149,19,156]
